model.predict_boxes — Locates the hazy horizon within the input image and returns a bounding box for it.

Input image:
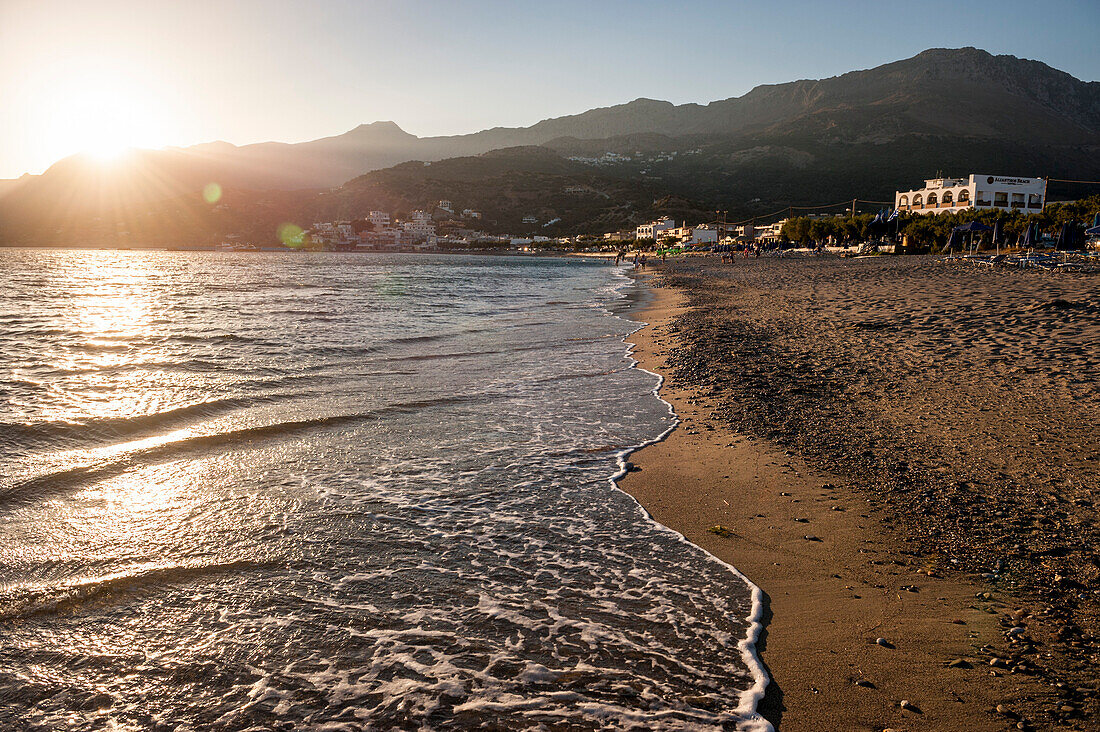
[2,0,1099,179]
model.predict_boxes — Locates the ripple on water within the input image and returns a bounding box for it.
[0,251,769,731]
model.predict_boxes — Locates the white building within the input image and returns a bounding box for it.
[437,200,454,213]
[754,222,784,244]
[896,175,1047,216]
[636,217,676,240]
[311,221,356,244]
[686,224,718,246]
[368,211,391,229]
[402,218,436,238]
[462,209,482,219]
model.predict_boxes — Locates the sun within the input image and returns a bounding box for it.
[79,119,136,162]
[39,68,169,164]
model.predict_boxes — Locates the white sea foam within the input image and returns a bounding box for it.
[604,267,774,732]
[0,253,770,730]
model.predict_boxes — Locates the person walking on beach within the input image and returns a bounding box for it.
[640,254,647,270]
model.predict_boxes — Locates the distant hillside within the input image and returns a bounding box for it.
[3,47,1099,245]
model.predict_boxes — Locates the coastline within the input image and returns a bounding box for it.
[618,268,1054,731]
[608,276,773,731]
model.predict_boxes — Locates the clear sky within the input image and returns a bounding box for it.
[1,0,1097,179]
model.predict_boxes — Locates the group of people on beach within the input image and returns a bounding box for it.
[720,245,761,264]
[614,251,665,270]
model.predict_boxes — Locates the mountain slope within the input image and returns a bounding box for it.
[3,47,1099,245]
[16,46,1100,193]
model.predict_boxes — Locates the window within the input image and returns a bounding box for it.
[899,195,909,207]
[913,194,923,206]
[927,192,938,206]
[942,191,953,205]
[994,192,1008,207]
[958,189,971,202]
[1011,193,1025,209]
[1028,193,1043,209]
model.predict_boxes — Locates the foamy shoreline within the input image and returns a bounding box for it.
[616,263,1070,730]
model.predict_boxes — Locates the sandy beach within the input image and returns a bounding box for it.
[620,255,1099,730]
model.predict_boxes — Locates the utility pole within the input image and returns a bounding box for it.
[851,198,857,220]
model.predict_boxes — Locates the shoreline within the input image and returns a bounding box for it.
[618,270,1048,731]
[609,277,773,731]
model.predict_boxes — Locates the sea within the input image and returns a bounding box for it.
[0,250,768,731]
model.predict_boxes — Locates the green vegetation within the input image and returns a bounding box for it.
[779,196,1100,251]
[780,214,880,245]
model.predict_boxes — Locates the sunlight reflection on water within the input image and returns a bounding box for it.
[0,250,765,731]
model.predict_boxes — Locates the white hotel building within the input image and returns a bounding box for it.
[896,175,1047,215]
[636,217,677,240]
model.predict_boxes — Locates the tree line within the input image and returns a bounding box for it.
[779,195,1100,251]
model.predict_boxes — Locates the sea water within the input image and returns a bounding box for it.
[0,250,768,730]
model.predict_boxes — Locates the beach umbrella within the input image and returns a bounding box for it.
[1020,222,1034,248]
[1086,225,1100,236]
[945,228,962,253]
[1056,222,1072,250]
[953,221,990,254]
[1094,213,1100,229]
[992,219,1003,255]
[1024,221,1041,248]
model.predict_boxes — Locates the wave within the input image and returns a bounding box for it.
[1,394,484,505]
[609,274,774,732]
[0,559,269,621]
[1,395,285,451]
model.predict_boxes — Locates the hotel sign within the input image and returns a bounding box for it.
[986,176,1036,186]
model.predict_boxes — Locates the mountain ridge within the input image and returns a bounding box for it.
[3,47,1099,245]
[8,46,1096,191]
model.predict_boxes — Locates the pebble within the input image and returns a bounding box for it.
[793,517,809,523]
[875,637,893,648]
[996,704,1017,717]
[899,699,921,713]
[803,534,822,542]
[946,658,970,668]
[1007,626,1026,637]
[989,657,1009,668]
[854,679,875,688]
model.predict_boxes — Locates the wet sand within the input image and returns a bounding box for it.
[619,255,1099,730]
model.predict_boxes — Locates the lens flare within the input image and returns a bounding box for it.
[202,183,222,204]
[277,223,305,248]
